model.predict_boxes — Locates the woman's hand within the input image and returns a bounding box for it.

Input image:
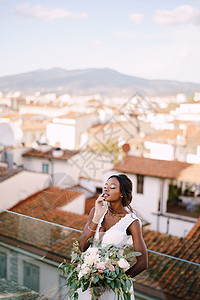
[92,194,108,224]
[79,194,108,252]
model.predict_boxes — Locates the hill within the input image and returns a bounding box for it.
[0,68,199,97]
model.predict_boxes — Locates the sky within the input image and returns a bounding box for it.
[1,0,200,83]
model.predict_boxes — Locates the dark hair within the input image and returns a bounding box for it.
[108,174,133,212]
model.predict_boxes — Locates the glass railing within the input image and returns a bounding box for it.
[0,208,199,300]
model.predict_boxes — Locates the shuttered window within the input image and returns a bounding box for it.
[0,252,6,278]
[24,262,39,292]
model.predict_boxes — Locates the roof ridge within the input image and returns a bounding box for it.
[185,217,200,240]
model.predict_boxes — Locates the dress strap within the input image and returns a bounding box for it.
[122,213,140,231]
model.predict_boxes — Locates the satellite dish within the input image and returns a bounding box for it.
[122,143,130,153]
[0,123,15,146]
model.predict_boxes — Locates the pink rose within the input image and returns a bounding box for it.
[96,263,106,273]
[107,264,115,272]
[82,266,90,275]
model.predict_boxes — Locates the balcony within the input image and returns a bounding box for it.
[0,208,199,299]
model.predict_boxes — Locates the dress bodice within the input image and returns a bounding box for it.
[95,208,140,248]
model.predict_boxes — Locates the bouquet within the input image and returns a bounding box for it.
[62,238,141,300]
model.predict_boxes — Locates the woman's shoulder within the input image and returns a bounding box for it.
[125,208,139,220]
[125,211,141,227]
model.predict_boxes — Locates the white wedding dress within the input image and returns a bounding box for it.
[77,209,140,300]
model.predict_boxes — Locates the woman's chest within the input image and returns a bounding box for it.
[97,214,131,247]
[99,214,124,233]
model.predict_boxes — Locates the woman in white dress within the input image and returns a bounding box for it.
[79,174,148,299]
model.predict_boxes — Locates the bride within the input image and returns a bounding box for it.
[78,174,148,299]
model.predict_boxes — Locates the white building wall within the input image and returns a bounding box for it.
[75,115,95,148]
[0,171,51,210]
[12,147,31,166]
[144,141,174,160]
[23,156,82,187]
[162,179,169,214]
[52,160,79,187]
[0,242,66,300]
[46,123,76,149]
[59,194,85,215]
[23,157,53,174]
[157,215,196,237]
[79,177,103,193]
[132,175,160,223]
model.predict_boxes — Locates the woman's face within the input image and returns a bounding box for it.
[103,177,122,203]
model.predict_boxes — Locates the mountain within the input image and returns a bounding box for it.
[0,67,199,97]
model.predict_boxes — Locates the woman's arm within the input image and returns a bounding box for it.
[78,208,97,252]
[126,220,148,277]
[79,194,108,252]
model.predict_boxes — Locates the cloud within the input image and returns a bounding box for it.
[92,39,103,46]
[129,13,144,24]
[153,5,200,26]
[15,3,88,21]
[114,31,138,39]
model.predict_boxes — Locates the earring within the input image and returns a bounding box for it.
[121,195,123,197]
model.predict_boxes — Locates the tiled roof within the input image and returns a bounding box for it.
[113,155,200,183]
[186,129,200,146]
[21,121,46,131]
[145,129,183,143]
[185,217,200,241]
[0,112,20,119]
[89,121,130,132]
[0,185,199,299]
[138,219,200,299]
[58,112,91,119]
[85,195,97,215]
[10,187,85,226]
[0,209,83,261]
[0,187,88,261]
[0,167,21,183]
[145,126,200,146]
[23,148,78,160]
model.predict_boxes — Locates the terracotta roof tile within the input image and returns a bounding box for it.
[85,195,97,214]
[58,112,92,119]
[23,148,78,160]
[10,187,84,225]
[0,189,199,299]
[0,186,88,262]
[0,167,21,182]
[113,155,200,183]
[138,220,200,299]
[145,126,200,147]
[145,129,183,143]
[21,121,46,131]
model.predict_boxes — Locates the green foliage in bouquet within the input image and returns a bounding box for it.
[62,238,141,300]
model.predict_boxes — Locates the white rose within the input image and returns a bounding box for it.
[78,271,83,279]
[84,253,100,265]
[118,258,130,271]
[86,247,99,255]
[81,263,87,270]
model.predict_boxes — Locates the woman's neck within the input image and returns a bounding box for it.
[108,203,126,214]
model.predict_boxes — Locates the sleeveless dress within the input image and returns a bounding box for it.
[77,208,140,300]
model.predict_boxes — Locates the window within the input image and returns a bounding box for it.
[42,163,49,173]
[24,262,39,292]
[0,252,6,278]
[59,276,68,300]
[137,175,144,194]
